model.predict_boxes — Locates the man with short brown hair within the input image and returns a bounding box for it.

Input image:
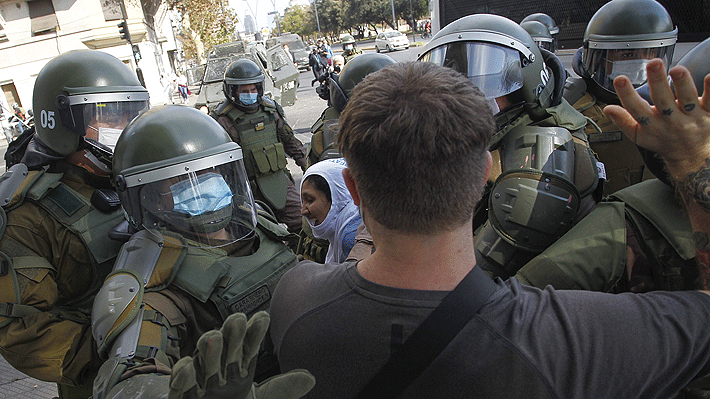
[270,60,710,398]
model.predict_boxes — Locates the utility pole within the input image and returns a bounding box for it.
[313,0,321,37]
[117,0,145,87]
[268,0,281,36]
[390,0,396,30]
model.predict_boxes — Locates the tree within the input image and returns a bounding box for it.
[282,4,317,38]
[167,0,239,64]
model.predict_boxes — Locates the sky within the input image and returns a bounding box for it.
[230,0,310,33]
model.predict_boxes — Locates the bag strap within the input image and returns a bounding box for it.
[355,265,497,399]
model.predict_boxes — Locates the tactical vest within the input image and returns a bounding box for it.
[222,101,289,210]
[145,213,298,320]
[0,169,124,327]
[307,106,341,168]
[516,179,697,292]
[609,179,698,291]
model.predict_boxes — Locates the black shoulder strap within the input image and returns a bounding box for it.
[355,266,497,398]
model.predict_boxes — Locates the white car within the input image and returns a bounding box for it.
[375,31,410,52]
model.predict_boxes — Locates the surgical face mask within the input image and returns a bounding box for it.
[98,127,123,150]
[170,172,233,216]
[239,92,258,105]
[608,59,649,86]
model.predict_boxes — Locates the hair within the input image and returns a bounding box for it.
[304,174,332,203]
[338,61,495,235]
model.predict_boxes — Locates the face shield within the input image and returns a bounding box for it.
[533,37,554,52]
[64,92,149,150]
[344,44,353,51]
[583,43,675,93]
[124,149,258,248]
[420,41,524,100]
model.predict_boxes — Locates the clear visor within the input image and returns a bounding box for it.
[421,42,523,99]
[78,101,149,150]
[583,45,674,93]
[136,160,257,248]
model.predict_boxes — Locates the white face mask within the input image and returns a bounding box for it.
[608,59,649,86]
[98,127,123,150]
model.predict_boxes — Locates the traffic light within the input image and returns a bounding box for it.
[117,21,130,42]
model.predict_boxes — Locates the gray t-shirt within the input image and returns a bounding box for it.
[270,261,710,399]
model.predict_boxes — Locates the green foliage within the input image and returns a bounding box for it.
[167,0,238,62]
[282,4,317,37]
[282,0,428,39]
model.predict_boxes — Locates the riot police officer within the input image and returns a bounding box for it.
[214,58,307,234]
[521,13,559,52]
[91,106,311,398]
[565,0,677,194]
[340,34,362,64]
[418,14,604,278]
[0,49,149,398]
[520,20,555,53]
[298,54,395,263]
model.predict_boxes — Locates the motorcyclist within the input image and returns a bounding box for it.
[564,0,677,195]
[214,58,307,234]
[90,105,312,398]
[418,14,604,278]
[0,49,149,399]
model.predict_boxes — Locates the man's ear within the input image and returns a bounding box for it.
[342,168,360,206]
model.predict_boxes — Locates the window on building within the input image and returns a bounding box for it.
[28,0,58,36]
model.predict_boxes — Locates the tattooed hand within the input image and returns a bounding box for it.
[603,59,710,183]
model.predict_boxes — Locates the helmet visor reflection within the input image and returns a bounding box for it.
[138,160,257,248]
[421,42,523,99]
[80,100,149,149]
[583,45,675,93]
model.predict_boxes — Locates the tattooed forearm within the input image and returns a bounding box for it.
[679,158,710,213]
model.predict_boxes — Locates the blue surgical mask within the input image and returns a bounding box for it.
[170,172,233,216]
[239,92,258,105]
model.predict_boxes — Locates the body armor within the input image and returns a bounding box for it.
[0,169,123,327]
[220,99,289,211]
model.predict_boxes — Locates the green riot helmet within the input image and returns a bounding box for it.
[223,58,265,111]
[521,13,559,52]
[33,50,149,157]
[581,0,677,95]
[341,34,356,52]
[113,106,258,248]
[329,53,396,113]
[418,14,555,119]
[521,21,554,53]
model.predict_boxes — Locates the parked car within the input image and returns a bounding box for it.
[375,31,410,52]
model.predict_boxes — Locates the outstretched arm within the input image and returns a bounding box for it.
[604,59,710,288]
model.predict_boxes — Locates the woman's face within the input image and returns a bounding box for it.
[301,179,332,226]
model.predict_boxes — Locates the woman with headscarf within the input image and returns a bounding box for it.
[300,158,361,263]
